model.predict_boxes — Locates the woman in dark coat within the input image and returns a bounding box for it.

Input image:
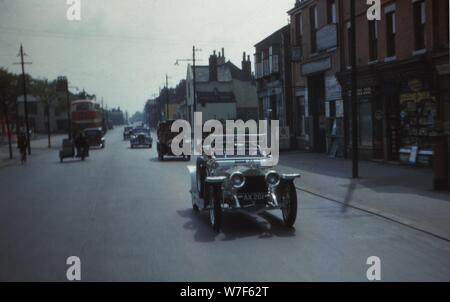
[18,131,27,164]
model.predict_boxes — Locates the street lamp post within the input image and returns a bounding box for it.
[350,0,359,179]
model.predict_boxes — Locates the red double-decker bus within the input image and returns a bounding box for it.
[71,99,104,134]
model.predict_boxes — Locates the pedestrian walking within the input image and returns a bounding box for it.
[17,131,27,164]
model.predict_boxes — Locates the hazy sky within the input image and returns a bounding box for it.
[0,0,294,114]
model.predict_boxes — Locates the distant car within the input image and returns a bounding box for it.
[133,126,150,135]
[123,126,133,140]
[84,128,105,149]
[130,132,152,149]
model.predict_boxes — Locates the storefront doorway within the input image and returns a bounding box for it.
[384,95,400,161]
[308,74,327,153]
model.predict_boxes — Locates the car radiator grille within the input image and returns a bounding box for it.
[237,176,268,207]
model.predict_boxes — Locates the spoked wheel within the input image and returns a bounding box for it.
[192,196,199,212]
[280,182,298,228]
[207,184,222,233]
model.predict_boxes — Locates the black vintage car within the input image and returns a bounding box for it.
[130,132,153,148]
[84,128,105,149]
[156,120,190,161]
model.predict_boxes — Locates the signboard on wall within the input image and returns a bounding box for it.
[317,24,337,52]
[325,75,342,101]
[301,58,331,75]
[304,90,309,117]
[335,100,344,118]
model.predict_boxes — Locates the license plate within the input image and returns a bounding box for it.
[238,192,267,202]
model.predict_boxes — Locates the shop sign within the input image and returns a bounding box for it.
[336,100,344,118]
[317,24,337,52]
[348,87,372,97]
[408,79,423,92]
[325,102,331,118]
[304,90,309,118]
[400,91,431,103]
[325,75,342,101]
[302,58,331,75]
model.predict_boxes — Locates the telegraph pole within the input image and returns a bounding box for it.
[350,0,359,178]
[14,44,32,155]
[166,74,170,119]
[175,46,202,123]
[192,46,197,115]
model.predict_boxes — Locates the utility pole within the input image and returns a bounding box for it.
[350,0,359,178]
[14,44,32,155]
[192,46,197,115]
[66,80,72,140]
[175,46,202,123]
[166,74,170,120]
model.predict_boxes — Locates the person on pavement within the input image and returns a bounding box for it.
[17,131,27,164]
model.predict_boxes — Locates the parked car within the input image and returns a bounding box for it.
[130,132,153,149]
[123,126,133,140]
[190,135,299,232]
[157,120,190,161]
[84,128,105,149]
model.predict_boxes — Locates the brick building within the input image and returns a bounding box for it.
[254,24,294,150]
[337,0,449,164]
[288,0,345,156]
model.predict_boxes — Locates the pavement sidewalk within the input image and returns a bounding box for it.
[0,134,65,168]
[278,151,450,241]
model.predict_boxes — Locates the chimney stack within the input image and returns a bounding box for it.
[242,52,252,79]
[217,47,226,65]
[209,50,218,82]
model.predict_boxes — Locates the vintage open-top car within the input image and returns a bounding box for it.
[190,135,300,232]
[130,132,153,148]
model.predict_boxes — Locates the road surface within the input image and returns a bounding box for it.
[0,128,449,281]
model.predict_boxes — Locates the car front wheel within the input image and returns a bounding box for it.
[207,184,222,233]
[279,181,298,228]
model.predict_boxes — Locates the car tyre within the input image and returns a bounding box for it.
[279,181,298,228]
[196,157,206,198]
[207,184,222,233]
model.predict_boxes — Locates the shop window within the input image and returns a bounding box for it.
[295,13,303,48]
[386,10,396,58]
[346,22,352,67]
[359,100,373,147]
[310,5,318,53]
[413,0,426,50]
[296,96,306,136]
[368,20,378,61]
[327,0,337,24]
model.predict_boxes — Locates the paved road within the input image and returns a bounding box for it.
[0,128,449,281]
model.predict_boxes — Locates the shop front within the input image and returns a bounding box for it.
[337,66,380,161]
[257,80,290,149]
[397,78,437,166]
[378,59,436,167]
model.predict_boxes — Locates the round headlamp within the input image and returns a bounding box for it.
[230,172,246,189]
[265,171,280,187]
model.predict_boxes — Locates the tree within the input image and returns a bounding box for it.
[30,78,57,148]
[0,68,19,159]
